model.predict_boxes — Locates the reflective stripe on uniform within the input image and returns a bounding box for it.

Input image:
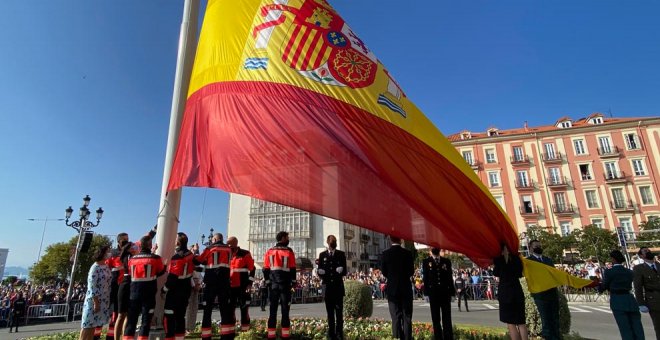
[205,263,230,269]
[269,266,290,271]
[131,276,157,282]
[201,328,212,336]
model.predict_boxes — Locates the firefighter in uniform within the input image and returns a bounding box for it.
[263,231,297,339]
[194,233,233,340]
[317,234,347,340]
[228,236,256,332]
[162,232,199,340]
[110,226,157,340]
[123,235,166,340]
[105,232,128,340]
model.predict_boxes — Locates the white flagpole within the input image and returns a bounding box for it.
[153,0,200,332]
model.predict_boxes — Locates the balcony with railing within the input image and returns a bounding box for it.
[542,152,563,164]
[510,155,531,167]
[466,160,481,170]
[598,146,621,158]
[519,205,541,218]
[547,176,570,189]
[344,228,355,240]
[515,180,535,191]
[604,171,628,184]
[552,204,575,216]
[610,199,636,213]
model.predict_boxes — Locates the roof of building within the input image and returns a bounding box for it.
[447,113,652,142]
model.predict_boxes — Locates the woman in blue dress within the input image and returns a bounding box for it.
[80,245,112,340]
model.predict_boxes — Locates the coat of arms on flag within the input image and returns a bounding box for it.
[253,0,378,88]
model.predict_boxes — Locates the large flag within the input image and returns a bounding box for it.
[168,0,519,265]
[522,257,593,293]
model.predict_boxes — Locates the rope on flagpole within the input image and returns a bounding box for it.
[197,188,208,238]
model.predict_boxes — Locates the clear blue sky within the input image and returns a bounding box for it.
[1,1,658,268]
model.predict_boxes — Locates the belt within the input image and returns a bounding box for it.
[611,289,631,295]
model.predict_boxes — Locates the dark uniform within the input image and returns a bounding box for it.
[195,241,233,340]
[527,254,560,340]
[229,247,256,332]
[318,248,347,340]
[422,255,455,340]
[163,248,197,340]
[601,264,644,340]
[260,282,269,311]
[263,242,297,339]
[123,250,166,340]
[8,295,26,333]
[453,275,468,312]
[381,243,414,340]
[633,261,660,339]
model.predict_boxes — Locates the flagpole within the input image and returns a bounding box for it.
[153,0,200,333]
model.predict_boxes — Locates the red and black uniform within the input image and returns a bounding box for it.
[105,247,124,340]
[123,250,166,340]
[229,247,255,332]
[263,243,296,339]
[195,241,232,340]
[163,248,198,340]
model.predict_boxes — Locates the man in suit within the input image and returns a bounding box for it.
[526,239,560,340]
[599,250,644,340]
[422,248,456,340]
[381,235,415,340]
[633,246,660,339]
[317,234,347,340]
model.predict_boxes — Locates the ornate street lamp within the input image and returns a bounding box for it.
[63,195,104,317]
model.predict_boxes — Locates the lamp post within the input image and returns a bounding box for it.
[200,227,214,247]
[28,217,65,264]
[63,195,104,311]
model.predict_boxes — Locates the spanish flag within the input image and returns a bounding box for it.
[168,0,519,265]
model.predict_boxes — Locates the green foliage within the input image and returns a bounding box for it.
[636,217,660,249]
[572,225,618,264]
[402,240,419,266]
[29,234,111,284]
[343,280,373,318]
[526,225,575,264]
[1,276,18,285]
[447,253,470,269]
[522,279,571,336]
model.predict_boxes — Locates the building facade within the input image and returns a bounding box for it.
[0,248,8,280]
[227,194,388,272]
[449,114,660,238]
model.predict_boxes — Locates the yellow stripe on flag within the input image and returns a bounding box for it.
[522,256,592,294]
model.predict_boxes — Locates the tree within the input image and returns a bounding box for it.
[635,217,660,249]
[402,240,419,267]
[526,225,567,264]
[29,234,111,284]
[1,276,18,285]
[573,225,618,264]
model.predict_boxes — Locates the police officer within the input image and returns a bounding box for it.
[454,272,469,312]
[228,236,256,332]
[259,279,269,311]
[123,235,166,340]
[317,234,347,340]
[162,233,198,340]
[8,292,26,333]
[263,231,297,339]
[422,248,455,340]
[195,233,233,340]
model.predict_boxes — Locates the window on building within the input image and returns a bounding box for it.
[544,143,556,159]
[493,195,505,210]
[521,195,533,213]
[488,172,500,187]
[625,133,641,150]
[632,159,646,176]
[512,146,524,162]
[579,164,593,180]
[462,151,473,165]
[591,117,603,125]
[485,149,497,163]
[619,217,634,240]
[560,121,572,128]
[461,132,471,140]
[554,192,567,210]
[640,186,655,205]
[549,167,561,184]
[604,161,618,179]
[517,171,529,187]
[599,136,612,154]
[573,139,586,155]
[591,218,604,229]
[585,190,600,208]
[560,222,571,236]
[612,188,626,208]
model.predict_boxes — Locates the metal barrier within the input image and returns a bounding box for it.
[25,303,69,325]
[72,302,84,319]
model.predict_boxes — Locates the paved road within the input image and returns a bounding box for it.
[0,300,655,340]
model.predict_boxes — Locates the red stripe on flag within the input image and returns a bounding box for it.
[299,30,323,70]
[282,25,302,66]
[289,26,313,68]
[169,82,517,265]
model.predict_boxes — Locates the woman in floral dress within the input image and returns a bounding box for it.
[80,245,112,340]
